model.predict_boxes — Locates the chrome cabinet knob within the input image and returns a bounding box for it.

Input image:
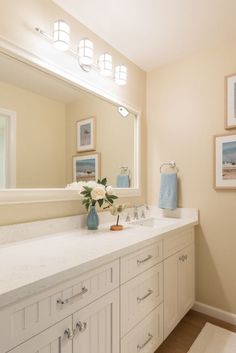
[64,328,74,340]
[76,321,87,333]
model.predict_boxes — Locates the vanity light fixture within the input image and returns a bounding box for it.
[53,20,70,51]
[118,106,129,118]
[35,20,127,85]
[115,65,128,86]
[98,53,113,77]
[78,38,94,72]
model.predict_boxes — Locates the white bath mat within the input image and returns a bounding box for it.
[188,322,236,353]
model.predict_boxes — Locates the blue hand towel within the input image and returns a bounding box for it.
[159,173,177,210]
[116,175,130,188]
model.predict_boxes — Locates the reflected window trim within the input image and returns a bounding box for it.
[0,108,16,189]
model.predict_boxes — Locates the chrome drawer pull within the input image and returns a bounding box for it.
[76,321,87,333]
[57,286,88,305]
[137,333,153,351]
[137,289,153,303]
[137,254,152,265]
[64,328,74,340]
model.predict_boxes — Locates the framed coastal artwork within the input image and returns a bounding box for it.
[214,134,236,189]
[73,153,100,182]
[225,74,236,129]
[77,117,96,152]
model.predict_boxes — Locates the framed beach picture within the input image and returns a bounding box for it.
[225,74,236,129]
[214,134,236,189]
[77,117,96,152]
[73,153,100,182]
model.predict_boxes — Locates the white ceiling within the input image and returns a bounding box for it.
[0,53,85,103]
[53,0,236,71]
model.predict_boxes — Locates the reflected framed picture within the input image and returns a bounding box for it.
[214,133,236,189]
[77,117,96,152]
[73,153,100,182]
[225,74,236,129]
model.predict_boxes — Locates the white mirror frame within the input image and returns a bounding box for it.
[0,37,141,204]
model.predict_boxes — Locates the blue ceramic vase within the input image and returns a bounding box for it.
[87,205,99,230]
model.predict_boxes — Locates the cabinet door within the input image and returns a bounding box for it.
[179,244,195,316]
[163,251,179,339]
[164,244,195,339]
[8,317,72,353]
[73,289,119,353]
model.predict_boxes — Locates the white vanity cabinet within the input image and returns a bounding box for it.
[7,289,119,353]
[1,225,195,353]
[73,289,119,353]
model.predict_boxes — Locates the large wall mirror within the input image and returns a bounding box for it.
[0,52,140,202]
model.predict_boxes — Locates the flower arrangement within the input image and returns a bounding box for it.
[67,178,118,210]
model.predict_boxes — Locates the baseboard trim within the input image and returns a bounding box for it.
[193,301,236,325]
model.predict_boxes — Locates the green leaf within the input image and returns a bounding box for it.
[83,186,92,192]
[98,199,104,208]
[98,177,107,186]
[108,195,118,199]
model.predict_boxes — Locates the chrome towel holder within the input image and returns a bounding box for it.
[160,160,176,173]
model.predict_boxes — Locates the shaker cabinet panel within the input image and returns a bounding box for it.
[164,244,195,339]
[0,260,119,352]
[73,289,119,353]
[121,263,163,337]
[8,317,72,353]
[120,241,163,283]
[121,304,163,353]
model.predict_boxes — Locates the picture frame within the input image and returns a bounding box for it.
[225,73,236,129]
[214,133,236,189]
[76,117,96,152]
[73,153,100,182]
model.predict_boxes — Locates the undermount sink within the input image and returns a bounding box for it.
[129,217,176,228]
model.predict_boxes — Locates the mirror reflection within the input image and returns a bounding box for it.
[0,54,136,189]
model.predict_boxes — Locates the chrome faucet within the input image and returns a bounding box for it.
[133,206,139,220]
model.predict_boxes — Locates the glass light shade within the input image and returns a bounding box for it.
[78,38,94,69]
[98,53,113,77]
[115,65,127,85]
[53,20,70,51]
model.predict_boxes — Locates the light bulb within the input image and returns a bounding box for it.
[98,53,113,77]
[53,20,70,51]
[115,65,127,85]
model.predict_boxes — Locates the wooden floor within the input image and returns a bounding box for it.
[155,310,236,353]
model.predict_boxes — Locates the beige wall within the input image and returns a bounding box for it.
[66,94,135,187]
[0,82,66,188]
[147,41,236,313]
[0,0,146,225]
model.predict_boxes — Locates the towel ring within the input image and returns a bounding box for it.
[160,161,176,173]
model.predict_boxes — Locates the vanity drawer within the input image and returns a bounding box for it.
[121,304,163,353]
[121,263,163,337]
[120,241,163,283]
[0,259,119,352]
[163,227,194,259]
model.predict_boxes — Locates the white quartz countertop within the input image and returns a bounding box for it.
[0,209,198,309]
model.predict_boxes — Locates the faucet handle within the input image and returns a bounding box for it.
[125,212,131,222]
[141,209,146,218]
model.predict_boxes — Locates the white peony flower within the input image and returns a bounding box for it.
[87,181,99,189]
[91,186,106,200]
[66,182,82,190]
[106,185,115,195]
[77,181,87,194]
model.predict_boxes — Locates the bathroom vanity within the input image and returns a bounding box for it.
[0,209,198,353]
